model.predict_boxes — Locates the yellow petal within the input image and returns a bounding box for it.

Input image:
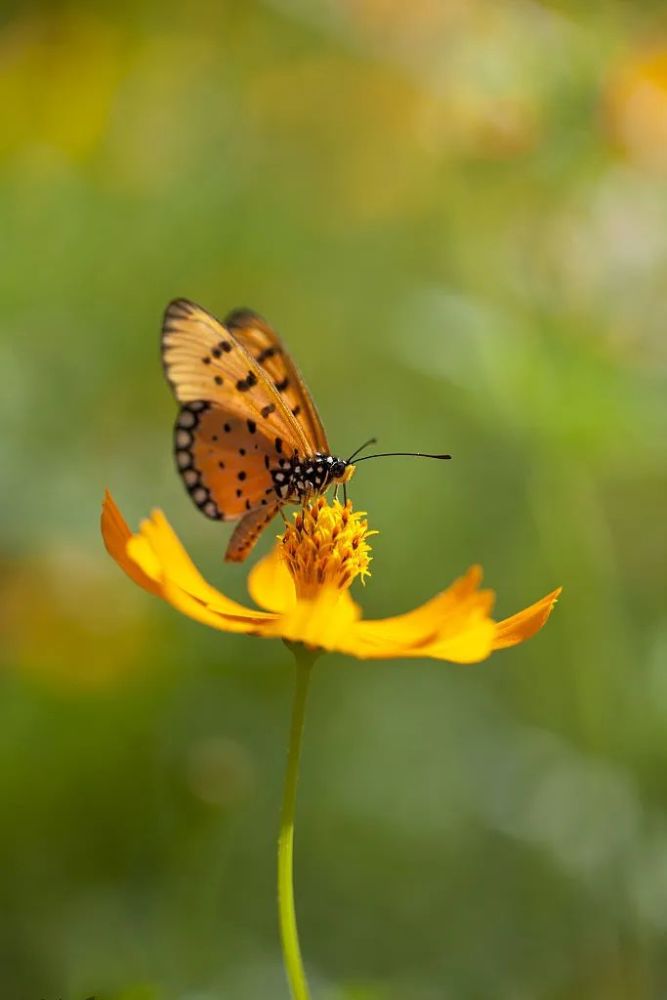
[416,616,496,663]
[126,534,162,583]
[339,566,496,662]
[263,587,361,650]
[163,578,274,634]
[101,490,160,597]
[247,544,296,613]
[138,509,246,613]
[493,587,562,650]
[101,491,277,633]
[366,565,489,639]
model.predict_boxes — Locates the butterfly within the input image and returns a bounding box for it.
[161,298,358,562]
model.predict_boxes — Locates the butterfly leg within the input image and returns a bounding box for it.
[343,482,348,506]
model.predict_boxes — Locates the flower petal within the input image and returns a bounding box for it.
[101,490,161,597]
[102,492,277,633]
[137,509,245,612]
[339,566,497,663]
[493,587,562,650]
[263,587,361,650]
[247,545,296,613]
[162,577,273,633]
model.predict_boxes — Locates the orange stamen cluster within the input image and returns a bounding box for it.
[281,497,376,599]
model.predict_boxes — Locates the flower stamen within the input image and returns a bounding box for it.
[281,497,376,600]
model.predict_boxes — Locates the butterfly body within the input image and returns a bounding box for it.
[271,452,351,501]
[162,298,352,561]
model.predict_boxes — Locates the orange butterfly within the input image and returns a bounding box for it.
[162,299,359,562]
[162,299,451,562]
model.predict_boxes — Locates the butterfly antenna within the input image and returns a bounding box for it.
[354,451,452,462]
[346,437,378,463]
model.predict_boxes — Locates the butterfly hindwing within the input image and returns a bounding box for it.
[224,308,329,454]
[174,402,291,521]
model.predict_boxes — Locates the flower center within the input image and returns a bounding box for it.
[281,497,375,599]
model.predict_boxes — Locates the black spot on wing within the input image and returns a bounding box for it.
[235,371,258,392]
[257,345,281,363]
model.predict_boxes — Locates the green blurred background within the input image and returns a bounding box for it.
[2,1,667,997]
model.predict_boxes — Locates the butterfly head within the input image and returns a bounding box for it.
[330,458,355,485]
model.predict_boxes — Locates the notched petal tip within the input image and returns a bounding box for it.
[493,586,563,650]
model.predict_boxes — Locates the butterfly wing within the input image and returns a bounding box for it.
[162,298,311,454]
[174,401,287,519]
[164,299,316,561]
[224,308,329,454]
[175,402,285,561]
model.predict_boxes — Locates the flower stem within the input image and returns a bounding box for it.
[278,643,317,1000]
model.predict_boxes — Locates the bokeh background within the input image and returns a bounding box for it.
[2,1,667,997]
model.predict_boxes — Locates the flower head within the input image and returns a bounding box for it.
[282,497,375,598]
[101,491,560,663]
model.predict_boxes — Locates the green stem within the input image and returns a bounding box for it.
[278,644,317,1000]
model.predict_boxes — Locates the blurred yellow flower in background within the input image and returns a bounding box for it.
[0,14,127,164]
[101,490,560,663]
[605,43,667,171]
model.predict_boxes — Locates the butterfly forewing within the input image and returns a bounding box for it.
[162,299,310,454]
[224,308,329,454]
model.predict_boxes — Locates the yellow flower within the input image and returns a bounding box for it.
[604,45,667,172]
[101,486,562,1000]
[101,490,561,663]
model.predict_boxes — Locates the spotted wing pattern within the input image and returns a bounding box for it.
[224,308,329,454]
[174,402,287,518]
[164,299,326,562]
[162,299,311,454]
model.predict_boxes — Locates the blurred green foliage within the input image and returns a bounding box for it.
[1,1,666,998]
